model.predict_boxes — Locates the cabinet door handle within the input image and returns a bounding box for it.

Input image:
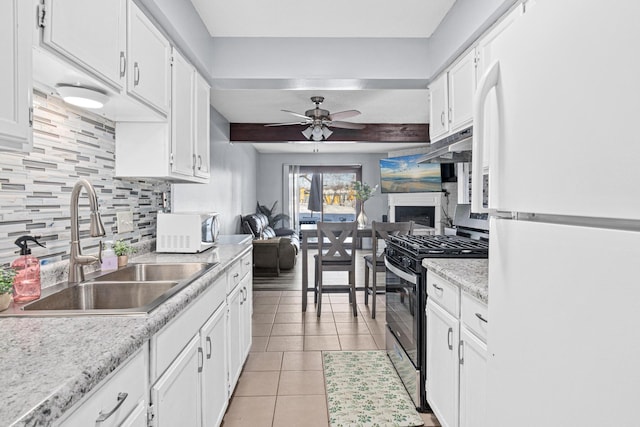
[119,51,126,78]
[198,347,204,373]
[133,62,140,86]
[459,340,465,364]
[432,283,443,292]
[243,286,248,302]
[206,336,212,359]
[96,392,128,423]
[448,107,452,123]
[440,111,445,126]
[198,155,202,170]
[475,312,488,323]
[447,327,453,350]
[234,273,240,279]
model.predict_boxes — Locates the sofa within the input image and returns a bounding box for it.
[241,213,300,276]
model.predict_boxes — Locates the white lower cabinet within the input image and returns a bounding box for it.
[426,272,488,427]
[151,335,203,427]
[59,253,252,427]
[227,283,243,390]
[459,327,488,427]
[426,298,460,427]
[228,272,252,391]
[58,346,148,427]
[201,304,229,427]
[148,253,250,427]
[120,401,149,427]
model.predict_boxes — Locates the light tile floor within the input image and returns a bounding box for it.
[221,290,441,427]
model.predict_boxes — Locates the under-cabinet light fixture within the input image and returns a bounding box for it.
[56,84,109,109]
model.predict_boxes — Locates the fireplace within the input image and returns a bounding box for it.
[388,193,442,234]
[395,206,435,228]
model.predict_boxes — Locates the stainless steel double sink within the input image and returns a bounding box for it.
[6,262,216,316]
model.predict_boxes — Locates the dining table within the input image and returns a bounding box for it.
[300,224,373,312]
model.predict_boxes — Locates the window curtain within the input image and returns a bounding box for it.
[283,164,300,231]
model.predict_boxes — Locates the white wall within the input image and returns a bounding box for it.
[172,107,258,234]
[139,0,516,84]
[211,38,430,80]
[256,152,389,225]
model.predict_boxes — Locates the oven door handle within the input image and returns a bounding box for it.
[385,258,419,285]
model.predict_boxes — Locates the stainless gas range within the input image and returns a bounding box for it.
[384,205,489,411]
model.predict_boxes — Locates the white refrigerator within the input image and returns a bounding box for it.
[472,1,640,426]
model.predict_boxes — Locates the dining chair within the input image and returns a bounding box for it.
[364,220,414,318]
[314,221,358,317]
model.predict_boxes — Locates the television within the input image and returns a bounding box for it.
[379,154,443,193]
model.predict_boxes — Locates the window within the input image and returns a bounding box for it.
[296,166,362,226]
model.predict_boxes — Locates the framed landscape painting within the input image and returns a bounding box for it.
[379,154,443,193]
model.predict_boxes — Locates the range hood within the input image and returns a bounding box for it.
[417,126,473,164]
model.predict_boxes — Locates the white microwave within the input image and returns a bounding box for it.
[156,212,220,253]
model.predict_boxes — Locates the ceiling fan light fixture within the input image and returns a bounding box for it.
[311,125,324,141]
[302,124,334,141]
[56,84,109,109]
[322,126,333,139]
[301,126,314,140]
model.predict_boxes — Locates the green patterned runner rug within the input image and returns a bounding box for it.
[323,351,425,427]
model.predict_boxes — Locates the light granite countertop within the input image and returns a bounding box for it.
[0,239,251,426]
[422,258,489,303]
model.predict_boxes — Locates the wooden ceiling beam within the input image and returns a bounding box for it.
[230,123,429,143]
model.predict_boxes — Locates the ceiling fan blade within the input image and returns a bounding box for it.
[328,121,366,130]
[264,121,307,127]
[281,109,311,120]
[328,109,361,121]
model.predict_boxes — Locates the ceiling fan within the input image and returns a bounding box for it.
[265,96,366,141]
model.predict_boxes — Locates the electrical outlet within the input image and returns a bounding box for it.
[116,211,134,233]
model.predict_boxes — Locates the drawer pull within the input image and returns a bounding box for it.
[119,51,126,78]
[234,273,240,278]
[447,327,453,350]
[475,312,488,323]
[206,336,212,359]
[96,392,128,423]
[133,62,140,86]
[432,283,443,292]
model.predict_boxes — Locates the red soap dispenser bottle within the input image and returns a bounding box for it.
[11,236,45,303]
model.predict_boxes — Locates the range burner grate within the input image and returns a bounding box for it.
[388,234,489,257]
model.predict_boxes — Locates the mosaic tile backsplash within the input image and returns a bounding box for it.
[0,90,170,267]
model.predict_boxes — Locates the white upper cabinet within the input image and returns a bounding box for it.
[35,0,169,121]
[429,48,476,143]
[448,49,477,132]
[1,0,32,152]
[194,73,211,179]
[476,3,524,76]
[40,0,126,90]
[429,73,449,141]
[127,1,171,114]
[115,50,210,184]
[171,48,196,178]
